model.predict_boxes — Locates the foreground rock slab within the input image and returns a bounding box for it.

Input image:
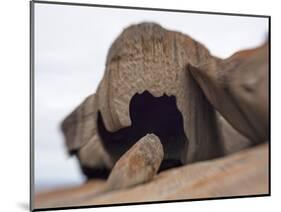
[35,143,268,209]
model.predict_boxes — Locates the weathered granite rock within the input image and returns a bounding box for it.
[216,113,253,155]
[95,23,223,165]
[106,133,164,190]
[61,94,114,177]
[82,143,268,205]
[35,134,164,208]
[61,94,97,152]
[62,23,220,178]
[190,43,269,142]
[61,22,268,180]
[34,143,268,209]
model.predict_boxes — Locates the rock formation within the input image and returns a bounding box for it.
[61,22,268,181]
[190,43,269,143]
[35,143,269,208]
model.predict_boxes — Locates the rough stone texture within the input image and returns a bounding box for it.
[84,144,268,205]
[61,23,268,178]
[61,94,98,152]
[61,22,268,182]
[96,23,223,164]
[61,94,114,172]
[35,134,164,208]
[190,43,269,143]
[106,133,164,190]
[35,143,268,209]
[60,23,212,174]
[216,113,253,155]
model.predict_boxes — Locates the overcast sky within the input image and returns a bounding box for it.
[34,2,268,192]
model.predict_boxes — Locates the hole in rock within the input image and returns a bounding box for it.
[80,166,110,179]
[97,90,188,173]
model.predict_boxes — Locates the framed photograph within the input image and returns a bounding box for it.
[30,1,270,211]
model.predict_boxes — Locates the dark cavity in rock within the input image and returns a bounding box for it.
[97,90,188,172]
